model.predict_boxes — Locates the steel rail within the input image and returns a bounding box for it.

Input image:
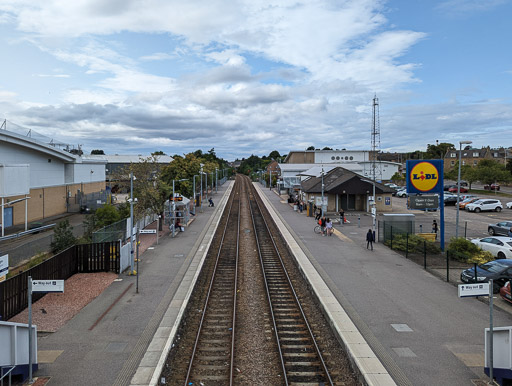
[247,178,334,385]
[184,178,241,385]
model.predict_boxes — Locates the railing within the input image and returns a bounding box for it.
[0,365,15,386]
[0,224,56,242]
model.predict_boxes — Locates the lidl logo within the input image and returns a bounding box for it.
[410,162,439,192]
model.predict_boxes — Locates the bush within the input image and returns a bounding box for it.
[384,233,441,254]
[50,220,77,253]
[447,237,494,263]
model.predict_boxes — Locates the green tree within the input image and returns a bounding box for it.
[461,166,479,189]
[95,204,121,228]
[152,151,165,155]
[90,149,105,155]
[50,220,77,253]
[390,172,405,183]
[322,147,333,150]
[306,146,315,150]
[475,160,511,185]
[425,143,454,159]
[268,150,281,159]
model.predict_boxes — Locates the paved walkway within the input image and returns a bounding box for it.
[33,184,231,386]
[261,186,512,386]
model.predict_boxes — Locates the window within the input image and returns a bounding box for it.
[451,161,455,166]
[494,153,498,157]
[462,160,466,165]
[450,153,456,158]
[473,161,478,165]
[473,152,479,157]
[463,153,467,156]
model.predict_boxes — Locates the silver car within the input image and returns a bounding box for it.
[488,221,512,236]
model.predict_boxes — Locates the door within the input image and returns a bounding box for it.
[4,207,13,228]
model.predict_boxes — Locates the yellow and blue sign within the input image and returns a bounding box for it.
[406,160,443,194]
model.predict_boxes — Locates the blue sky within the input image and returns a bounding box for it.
[0,0,511,160]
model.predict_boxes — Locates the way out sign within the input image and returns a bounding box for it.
[32,280,64,293]
[458,283,490,297]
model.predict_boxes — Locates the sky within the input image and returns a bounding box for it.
[0,0,511,161]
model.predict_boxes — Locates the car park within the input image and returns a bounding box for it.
[449,186,468,193]
[443,194,458,206]
[484,183,500,191]
[500,281,512,305]
[460,259,512,293]
[488,221,512,236]
[465,199,503,213]
[471,237,512,259]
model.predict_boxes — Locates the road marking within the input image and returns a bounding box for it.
[332,229,353,242]
[391,324,413,332]
[89,283,133,331]
[38,350,63,363]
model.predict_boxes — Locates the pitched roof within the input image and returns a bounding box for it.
[301,166,394,194]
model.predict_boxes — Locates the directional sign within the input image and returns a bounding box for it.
[32,280,64,293]
[139,229,157,234]
[0,254,8,277]
[458,283,489,297]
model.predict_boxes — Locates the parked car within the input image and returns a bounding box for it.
[465,199,502,213]
[471,237,512,259]
[449,186,468,193]
[500,281,512,304]
[385,183,400,190]
[506,202,512,209]
[444,184,456,191]
[443,194,458,206]
[488,221,512,236]
[396,189,408,198]
[460,259,512,293]
[459,197,480,209]
[484,183,500,191]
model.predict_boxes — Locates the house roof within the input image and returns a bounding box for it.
[301,167,395,195]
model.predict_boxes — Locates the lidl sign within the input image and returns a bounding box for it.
[406,160,443,194]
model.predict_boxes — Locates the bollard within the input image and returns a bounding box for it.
[358,215,360,228]
[423,241,427,269]
[406,233,409,259]
[420,224,423,234]
[464,221,467,239]
[446,250,450,282]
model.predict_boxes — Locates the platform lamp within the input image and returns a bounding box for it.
[455,140,472,238]
[192,174,199,215]
[129,172,137,274]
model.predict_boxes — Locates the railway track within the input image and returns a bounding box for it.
[163,175,356,385]
[247,179,333,385]
[184,180,241,385]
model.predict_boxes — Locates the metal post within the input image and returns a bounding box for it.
[211,172,213,195]
[456,140,472,238]
[130,172,135,272]
[446,250,450,282]
[489,279,494,384]
[1,197,4,237]
[28,276,33,384]
[390,226,393,249]
[464,221,467,238]
[423,241,427,269]
[406,233,409,259]
[269,170,272,190]
[25,194,28,231]
[156,216,159,245]
[172,180,175,238]
[215,168,218,193]
[136,230,139,293]
[192,175,196,215]
[321,167,325,217]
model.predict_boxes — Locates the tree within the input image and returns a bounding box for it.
[95,204,121,228]
[322,147,333,150]
[475,160,511,185]
[425,143,454,159]
[91,149,105,155]
[268,150,281,160]
[390,172,404,183]
[306,146,315,150]
[50,220,77,253]
[461,166,479,189]
[152,151,165,155]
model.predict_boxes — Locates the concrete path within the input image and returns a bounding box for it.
[34,183,231,386]
[260,186,512,386]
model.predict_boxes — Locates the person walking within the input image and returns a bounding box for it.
[315,207,322,221]
[208,197,214,207]
[432,220,438,240]
[508,227,512,238]
[366,229,374,250]
[339,208,345,225]
[326,218,333,236]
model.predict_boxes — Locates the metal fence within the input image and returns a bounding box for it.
[0,241,119,321]
[384,231,473,283]
[92,219,127,243]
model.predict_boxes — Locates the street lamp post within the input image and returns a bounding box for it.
[193,174,198,215]
[215,168,218,193]
[455,140,472,238]
[200,164,204,212]
[129,172,136,274]
[321,167,325,217]
[269,170,272,190]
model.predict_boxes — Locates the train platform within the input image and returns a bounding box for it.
[31,182,233,386]
[258,184,512,385]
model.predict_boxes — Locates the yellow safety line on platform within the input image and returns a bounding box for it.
[332,228,353,243]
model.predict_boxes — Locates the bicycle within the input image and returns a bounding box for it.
[314,225,322,234]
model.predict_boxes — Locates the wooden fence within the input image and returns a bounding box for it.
[0,241,119,321]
